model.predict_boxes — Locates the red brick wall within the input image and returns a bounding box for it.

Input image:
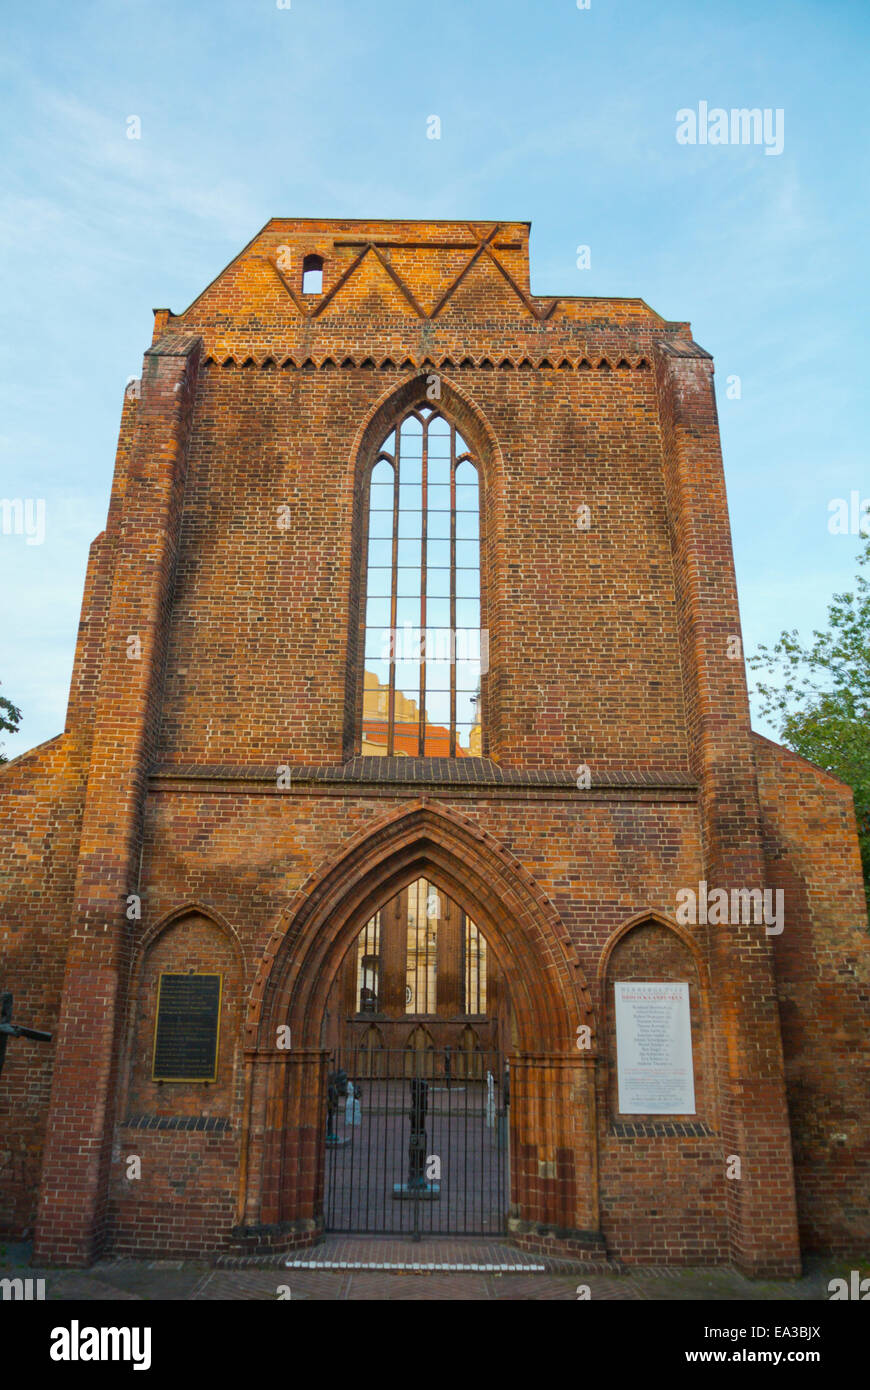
[0,737,85,1237]
[154,362,688,774]
[34,337,203,1264]
[754,734,870,1255]
[107,910,244,1256]
[108,1129,238,1259]
[598,919,726,1263]
[123,911,244,1119]
[654,342,801,1275]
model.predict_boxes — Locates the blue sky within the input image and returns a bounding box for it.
[1,0,868,756]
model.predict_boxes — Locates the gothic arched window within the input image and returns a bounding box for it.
[360,407,484,757]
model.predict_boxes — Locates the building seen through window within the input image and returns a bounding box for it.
[352,877,487,1016]
[361,408,484,757]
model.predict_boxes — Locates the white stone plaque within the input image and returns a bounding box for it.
[614,981,695,1115]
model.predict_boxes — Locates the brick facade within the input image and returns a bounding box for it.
[1,219,866,1271]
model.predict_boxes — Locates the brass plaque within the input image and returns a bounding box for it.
[152,973,222,1082]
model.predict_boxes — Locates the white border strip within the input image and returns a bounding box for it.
[284,1258,547,1272]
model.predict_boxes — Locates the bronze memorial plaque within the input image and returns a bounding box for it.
[152,973,222,1082]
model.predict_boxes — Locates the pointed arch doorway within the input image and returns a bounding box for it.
[322,876,510,1235]
[240,803,601,1252]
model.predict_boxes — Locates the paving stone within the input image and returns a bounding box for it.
[0,1252,844,1302]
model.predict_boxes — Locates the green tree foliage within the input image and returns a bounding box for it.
[749,539,870,913]
[0,685,22,763]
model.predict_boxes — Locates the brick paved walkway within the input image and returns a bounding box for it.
[1,1240,857,1301]
[224,1235,550,1271]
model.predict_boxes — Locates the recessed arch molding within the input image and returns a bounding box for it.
[235,802,602,1250]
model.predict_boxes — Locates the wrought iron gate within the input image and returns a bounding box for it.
[323,1045,508,1236]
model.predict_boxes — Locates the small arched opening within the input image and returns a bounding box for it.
[301,253,323,294]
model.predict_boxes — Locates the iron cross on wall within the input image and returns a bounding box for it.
[0,992,52,1080]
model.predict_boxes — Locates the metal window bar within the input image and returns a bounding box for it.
[388,433,400,753]
[415,881,420,1013]
[418,418,428,756]
[422,881,428,1013]
[418,881,425,1014]
[450,424,457,756]
[361,411,483,759]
